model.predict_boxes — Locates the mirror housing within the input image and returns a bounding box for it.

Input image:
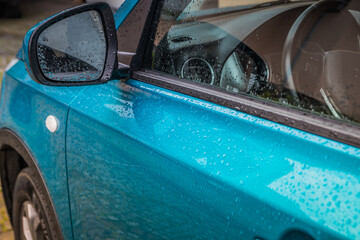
[23,2,117,86]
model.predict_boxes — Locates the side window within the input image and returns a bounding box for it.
[145,0,360,126]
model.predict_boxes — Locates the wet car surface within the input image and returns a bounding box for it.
[0,0,360,239]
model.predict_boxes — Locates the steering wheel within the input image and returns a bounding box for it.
[282,0,349,103]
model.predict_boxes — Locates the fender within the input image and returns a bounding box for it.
[0,128,60,231]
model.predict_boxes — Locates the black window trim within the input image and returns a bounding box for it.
[128,0,360,148]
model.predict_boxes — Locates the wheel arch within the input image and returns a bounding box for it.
[0,128,52,223]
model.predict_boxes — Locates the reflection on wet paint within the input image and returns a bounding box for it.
[268,158,360,239]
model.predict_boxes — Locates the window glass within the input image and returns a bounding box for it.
[146,0,360,125]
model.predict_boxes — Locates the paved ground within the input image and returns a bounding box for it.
[0,191,11,237]
[0,1,81,239]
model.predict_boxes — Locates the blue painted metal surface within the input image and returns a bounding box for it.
[0,60,85,240]
[0,1,139,238]
[66,78,360,239]
[0,2,138,238]
[114,0,140,29]
[1,0,360,239]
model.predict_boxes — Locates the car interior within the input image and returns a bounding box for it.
[148,0,360,125]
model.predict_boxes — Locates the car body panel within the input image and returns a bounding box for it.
[113,0,140,29]
[66,77,359,239]
[0,60,85,240]
[0,2,138,238]
[0,0,360,239]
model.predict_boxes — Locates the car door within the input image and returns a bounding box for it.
[66,0,360,239]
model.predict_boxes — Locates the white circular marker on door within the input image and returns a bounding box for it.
[45,115,59,133]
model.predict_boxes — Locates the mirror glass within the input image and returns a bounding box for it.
[37,10,106,82]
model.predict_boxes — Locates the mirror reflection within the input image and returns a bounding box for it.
[37,10,106,82]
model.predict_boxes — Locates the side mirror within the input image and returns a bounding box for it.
[23,3,117,86]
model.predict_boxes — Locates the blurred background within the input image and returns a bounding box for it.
[0,0,83,83]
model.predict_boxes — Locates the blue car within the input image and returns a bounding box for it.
[1,0,360,239]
